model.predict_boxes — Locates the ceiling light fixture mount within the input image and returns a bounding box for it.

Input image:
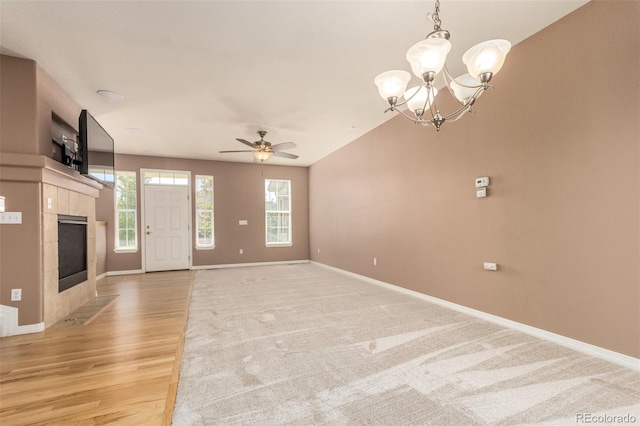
[374,0,511,131]
[97,89,123,101]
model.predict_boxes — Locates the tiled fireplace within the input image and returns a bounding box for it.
[43,181,97,327]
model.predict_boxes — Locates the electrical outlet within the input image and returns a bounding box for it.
[11,289,22,301]
[239,249,243,254]
[373,258,377,266]
[483,262,498,271]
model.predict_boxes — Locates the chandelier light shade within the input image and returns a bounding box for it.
[374,0,511,130]
[405,86,438,118]
[406,38,451,78]
[462,39,511,80]
[374,70,412,100]
[449,73,483,104]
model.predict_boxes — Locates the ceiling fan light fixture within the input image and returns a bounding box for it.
[253,150,273,161]
[374,0,511,131]
[220,130,298,162]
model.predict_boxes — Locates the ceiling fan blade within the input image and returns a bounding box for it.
[236,138,257,148]
[219,150,254,153]
[270,142,296,151]
[272,151,299,159]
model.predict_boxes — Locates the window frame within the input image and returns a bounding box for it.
[194,175,215,250]
[142,170,189,186]
[264,179,292,247]
[114,170,138,253]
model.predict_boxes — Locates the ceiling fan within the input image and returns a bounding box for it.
[219,130,298,162]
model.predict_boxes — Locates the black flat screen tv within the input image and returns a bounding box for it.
[79,109,115,188]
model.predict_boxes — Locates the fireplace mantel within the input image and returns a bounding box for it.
[0,153,102,197]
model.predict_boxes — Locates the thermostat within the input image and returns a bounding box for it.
[475,176,490,188]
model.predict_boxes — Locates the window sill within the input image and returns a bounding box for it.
[113,248,139,254]
[266,243,293,248]
[195,246,215,251]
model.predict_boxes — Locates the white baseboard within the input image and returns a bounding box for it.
[192,259,309,271]
[106,269,144,277]
[0,305,45,337]
[312,261,640,371]
[96,272,107,281]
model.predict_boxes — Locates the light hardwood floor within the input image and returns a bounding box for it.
[0,271,193,426]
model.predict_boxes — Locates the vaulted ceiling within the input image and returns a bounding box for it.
[1,1,589,166]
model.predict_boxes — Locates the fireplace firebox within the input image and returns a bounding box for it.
[58,214,88,292]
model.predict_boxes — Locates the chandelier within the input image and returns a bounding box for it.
[374,0,511,131]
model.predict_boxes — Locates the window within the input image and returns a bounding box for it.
[265,179,291,246]
[88,165,115,186]
[143,170,189,186]
[195,175,214,248]
[115,171,137,250]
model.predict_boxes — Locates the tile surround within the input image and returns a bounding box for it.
[42,183,97,327]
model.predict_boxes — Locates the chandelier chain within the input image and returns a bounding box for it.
[430,0,442,31]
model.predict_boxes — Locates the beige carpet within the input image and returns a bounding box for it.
[173,263,640,425]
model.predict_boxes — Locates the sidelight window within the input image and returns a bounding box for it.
[115,171,137,250]
[195,175,214,248]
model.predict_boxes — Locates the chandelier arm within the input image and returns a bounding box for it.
[399,84,424,107]
[442,65,489,91]
[439,96,482,123]
[444,86,486,119]
[442,65,492,108]
[440,106,471,124]
[384,85,425,112]
[442,66,466,107]
[427,86,439,121]
[388,97,410,110]
[393,107,436,127]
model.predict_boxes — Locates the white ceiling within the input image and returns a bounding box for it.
[1,1,589,166]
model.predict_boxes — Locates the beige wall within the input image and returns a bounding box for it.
[97,154,309,272]
[36,64,80,158]
[0,181,43,325]
[309,1,639,357]
[1,55,98,327]
[0,56,38,155]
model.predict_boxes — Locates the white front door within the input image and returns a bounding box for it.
[144,185,190,272]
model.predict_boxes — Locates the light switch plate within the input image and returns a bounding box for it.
[0,212,22,224]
